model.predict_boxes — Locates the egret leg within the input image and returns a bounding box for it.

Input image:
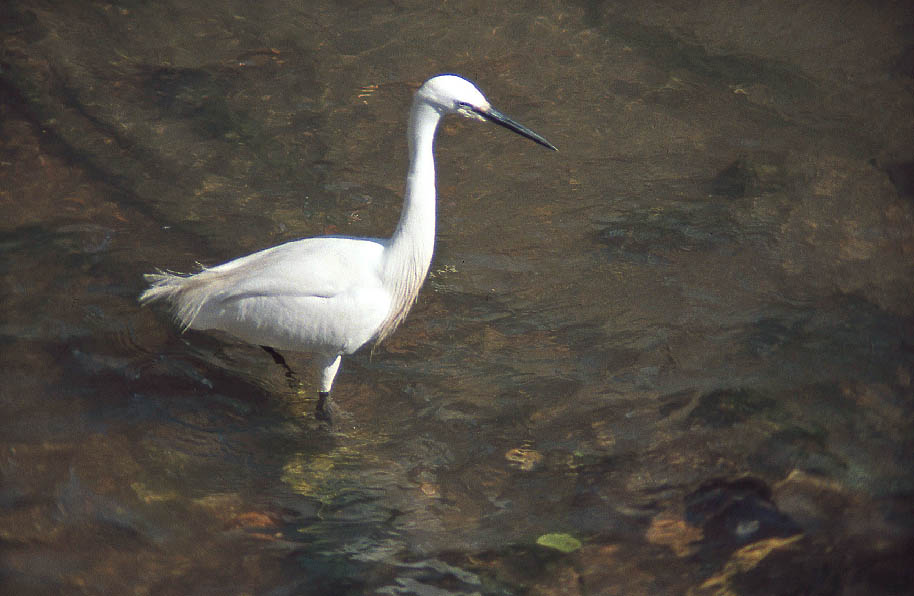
[316,392,332,422]
[261,345,294,377]
[316,354,342,422]
[261,345,303,393]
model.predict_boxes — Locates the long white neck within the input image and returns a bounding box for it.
[376,97,443,343]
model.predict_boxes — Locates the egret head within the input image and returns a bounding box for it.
[417,74,557,151]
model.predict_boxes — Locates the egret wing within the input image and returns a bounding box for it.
[203,236,386,300]
[181,236,391,353]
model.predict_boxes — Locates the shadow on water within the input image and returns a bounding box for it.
[2,0,914,594]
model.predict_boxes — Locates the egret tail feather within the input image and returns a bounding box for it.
[140,267,220,331]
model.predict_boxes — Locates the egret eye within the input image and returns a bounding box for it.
[455,101,489,122]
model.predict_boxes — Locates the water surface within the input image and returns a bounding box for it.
[2,1,913,594]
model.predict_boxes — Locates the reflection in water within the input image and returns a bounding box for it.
[1,1,913,594]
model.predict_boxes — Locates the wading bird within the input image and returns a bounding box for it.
[141,74,556,420]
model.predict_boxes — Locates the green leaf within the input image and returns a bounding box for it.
[536,533,582,553]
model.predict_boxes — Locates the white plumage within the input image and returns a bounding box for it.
[141,74,556,419]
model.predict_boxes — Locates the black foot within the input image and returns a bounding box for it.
[316,391,333,423]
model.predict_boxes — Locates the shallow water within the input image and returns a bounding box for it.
[2,1,913,594]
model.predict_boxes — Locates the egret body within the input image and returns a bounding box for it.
[140,74,556,419]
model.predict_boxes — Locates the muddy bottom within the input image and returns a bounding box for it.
[1,1,912,594]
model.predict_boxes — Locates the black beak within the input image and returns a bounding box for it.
[474,106,557,151]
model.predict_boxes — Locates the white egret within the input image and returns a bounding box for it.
[140,74,556,420]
